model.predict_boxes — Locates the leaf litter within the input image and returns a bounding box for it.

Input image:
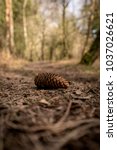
[0,62,99,150]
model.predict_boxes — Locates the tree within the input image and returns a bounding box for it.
[48,31,58,60]
[23,0,28,51]
[5,0,14,54]
[61,0,68,58]
[0,0,6,49]
[45,0,71,59]
[80,0,100,65]
[13,0,25,57]
[12,0,37,58]
[80,29,100,65]
[40,18,46,60]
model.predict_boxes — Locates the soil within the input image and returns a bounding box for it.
[0,61,100,150]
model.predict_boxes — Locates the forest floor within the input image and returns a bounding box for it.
[0,60,100,150]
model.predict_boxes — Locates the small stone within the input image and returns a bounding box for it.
[39,99,50,106]
[74,90,82,95]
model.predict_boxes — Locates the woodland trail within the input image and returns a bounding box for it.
[0,61,100,150]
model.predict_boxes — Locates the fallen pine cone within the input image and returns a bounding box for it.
[34,72,69,89]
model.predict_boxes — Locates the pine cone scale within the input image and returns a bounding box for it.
[34,72,69,89]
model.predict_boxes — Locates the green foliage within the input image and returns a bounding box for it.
[13,0,24,22]
[81,0,100,35]
[12,0,40,58]
[0,0,100,63]
[26,0,38,16]
[0,0,6,49]
[14,24,25,57]
[55,14,78,60]
[0,0,5,28]
[12,0,25,57]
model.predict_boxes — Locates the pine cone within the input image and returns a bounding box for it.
[34,72,69,89]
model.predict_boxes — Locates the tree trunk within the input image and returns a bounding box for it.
[81,15,92,58]
[40,19,46,60]
[60,0,69,59]
[41,34,45,60]
[29,49,33,61]
[80,29,100,65]
[5,0,14,54]
[23,0,28,51]
[62,0,66,58]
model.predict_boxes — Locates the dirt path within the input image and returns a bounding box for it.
[0,62,99,150]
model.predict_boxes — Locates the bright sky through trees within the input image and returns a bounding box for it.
[68,0,83,16]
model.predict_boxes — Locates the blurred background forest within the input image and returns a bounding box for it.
[0,0,100,66]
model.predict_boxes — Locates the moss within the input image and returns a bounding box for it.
[81,30,100,65]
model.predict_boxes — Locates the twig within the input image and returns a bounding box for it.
[55,100,72,124]
[54,123,98,150]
